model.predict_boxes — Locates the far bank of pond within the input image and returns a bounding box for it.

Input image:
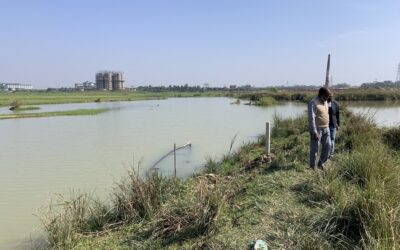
[2,88,400,107]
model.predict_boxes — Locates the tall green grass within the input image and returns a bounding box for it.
[300,111,400,249]
[113,170,182,222]
[269,110,400,249]
[40,192,112,249]
[41,167,227,249]
[383,126,400,151]
[255,96,277,106]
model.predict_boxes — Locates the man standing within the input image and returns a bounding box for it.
[328,93,340,158]
[308,87,331,170]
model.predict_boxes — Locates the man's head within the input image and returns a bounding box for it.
[327,92,333,103]
[318,87,331,102]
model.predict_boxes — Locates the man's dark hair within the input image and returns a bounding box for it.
[318,87,330,97]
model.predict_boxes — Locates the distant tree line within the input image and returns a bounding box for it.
[136,84,254,92]
[361,81,400,88]
[274,83,351,91]
[136,83,355,92]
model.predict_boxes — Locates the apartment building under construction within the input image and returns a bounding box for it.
[96,71,124,90]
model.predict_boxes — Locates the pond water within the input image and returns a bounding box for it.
[0,98,306,249]
[346,101,400,127]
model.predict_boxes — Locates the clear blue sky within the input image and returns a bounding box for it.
[1,0,399,88]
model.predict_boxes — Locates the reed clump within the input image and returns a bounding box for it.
[151,181,221,243]
[113,170,182,222]
[255,96,277,106]
[9,99,21,110]
[272,113,308,138]
[338,110,379,152]
[40,193,113,249]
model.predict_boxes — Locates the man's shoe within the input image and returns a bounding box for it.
[317,163,326,170]
[310,165,317,170]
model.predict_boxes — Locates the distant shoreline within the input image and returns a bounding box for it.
[1,89,399,109]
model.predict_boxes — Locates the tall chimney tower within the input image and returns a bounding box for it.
[325,54,331,88]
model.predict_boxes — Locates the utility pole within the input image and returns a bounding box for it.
[325,54,331,88]
[396,63,400,83]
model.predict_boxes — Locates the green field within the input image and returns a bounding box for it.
[0,91,169,107]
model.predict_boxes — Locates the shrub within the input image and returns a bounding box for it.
[151,191,220,243]
[40,192,112,249]
[9,100,21,110]
[383,126,400,151]
[255,96,277,106]
[272,113,308,138]
[339,112,378,152]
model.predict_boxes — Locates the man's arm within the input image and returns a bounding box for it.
[308,100,318,135]
[336,102,340,127]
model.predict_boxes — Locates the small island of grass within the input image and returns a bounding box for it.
[0,108,109,120]
[10,106,41,111]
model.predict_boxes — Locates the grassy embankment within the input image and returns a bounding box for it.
[39,108,400,249]
[0,109,109,120]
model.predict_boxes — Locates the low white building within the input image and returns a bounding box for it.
[0,83,33,91]
[75,81,96,90]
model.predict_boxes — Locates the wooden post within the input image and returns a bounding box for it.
[265,122,271,155]
[174,143,177,177]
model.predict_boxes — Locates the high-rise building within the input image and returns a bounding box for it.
[96,72,104,89]
[96,71,124,90]
[112,72,124,90]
